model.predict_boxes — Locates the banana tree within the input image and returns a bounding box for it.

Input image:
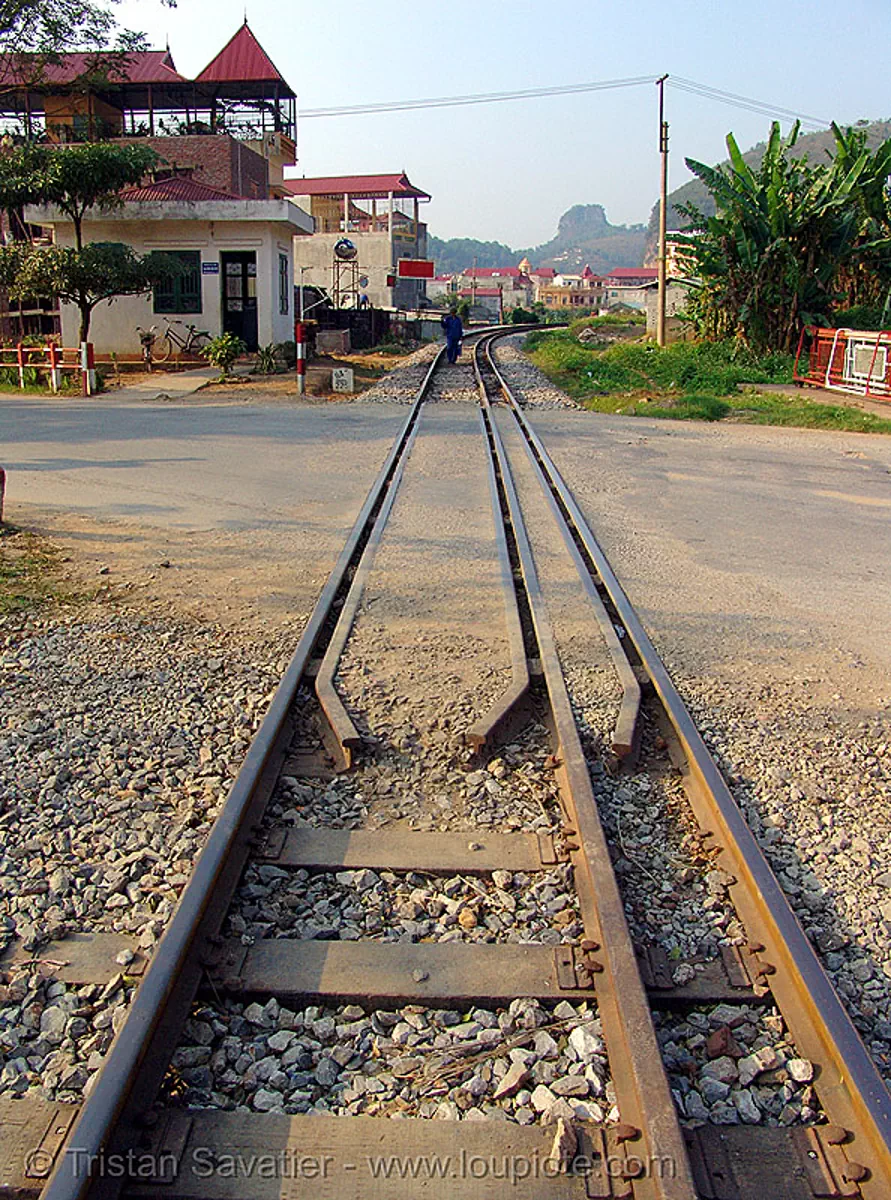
[679,121,891,351]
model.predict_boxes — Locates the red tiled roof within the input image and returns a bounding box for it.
[119,176,236,202]
[284,173,431,200]
[465,266,521,278]
[532,267,556,278]
[0,49,184,87]
[606,267,658,280]
[196,21,288,84]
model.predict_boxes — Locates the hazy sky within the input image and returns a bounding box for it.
[118,0,891,248]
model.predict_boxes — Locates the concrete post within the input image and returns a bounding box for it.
[80,341,96,396]
[47,342,61,393]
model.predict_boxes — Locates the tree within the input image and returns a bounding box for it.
[680,122,891,352]
[0,241,182,341]
[0,141,161,250]
[0,0,163,96]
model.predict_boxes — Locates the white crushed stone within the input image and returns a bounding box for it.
[0,602,290,1099]
[493,338,578,409]
[165,996,616,1125]
[657,1003,822,1127]
[226,864,581,945]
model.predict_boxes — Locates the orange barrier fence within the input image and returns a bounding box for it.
[793,325,891,400]
[0,341,97,395]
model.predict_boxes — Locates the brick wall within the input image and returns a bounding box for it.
[134,135,269,199]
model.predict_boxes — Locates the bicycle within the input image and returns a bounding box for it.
[136,319,211,364]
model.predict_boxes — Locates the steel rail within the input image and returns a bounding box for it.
[313,328,517,769]
[313,408,423,771]
[486,331,891,1195]
[39,345,451,1200]
[480,334,641,759]
[473,335,697,1199]
[463,343,532,753]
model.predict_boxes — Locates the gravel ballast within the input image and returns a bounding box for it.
[0,600,290,1102]
[510,345,891,1084]
[166,996,615,1126]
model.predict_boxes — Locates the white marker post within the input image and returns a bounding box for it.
[80,342,96,396]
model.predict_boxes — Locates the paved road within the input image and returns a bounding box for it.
[531,410,891,689]
[1,398,406,530]
[3,395,890,692]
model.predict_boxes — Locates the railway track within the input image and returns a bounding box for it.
[2,330,891,1198]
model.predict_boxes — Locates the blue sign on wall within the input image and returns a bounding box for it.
[202,262,220,275]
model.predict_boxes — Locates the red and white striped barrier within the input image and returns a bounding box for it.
[295,321,307,395]
[0,341,96,395]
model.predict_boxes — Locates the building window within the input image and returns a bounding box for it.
[279,253,289,315]
[153,251,201,314]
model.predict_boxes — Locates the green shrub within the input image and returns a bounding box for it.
[508,306,539,325]
[831,305,890,331]
[254,343,278,374]
[525,333,793,401]
[276,340,297,368]
[200,332,246,379]
[569,312,645,336]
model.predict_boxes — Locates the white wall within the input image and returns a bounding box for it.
[46,215,301,356]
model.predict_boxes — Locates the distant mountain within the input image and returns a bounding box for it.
[429,204,648,277]
[518,204,648,274]
[426,236,515,276]
[644,118,891,262]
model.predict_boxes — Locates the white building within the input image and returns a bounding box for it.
[27,176,313,355]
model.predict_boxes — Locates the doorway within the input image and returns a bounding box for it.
[221,251,258,350]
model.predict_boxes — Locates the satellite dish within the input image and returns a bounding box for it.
[334,238,358,261]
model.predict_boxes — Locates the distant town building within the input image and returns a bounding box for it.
[537,264,604,310]
[431,260,557,311]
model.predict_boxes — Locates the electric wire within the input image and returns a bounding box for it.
[668,77,828,130]
[301,76,657,119]
[301,74,830,131]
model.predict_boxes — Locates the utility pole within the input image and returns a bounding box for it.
[656,74,669,347]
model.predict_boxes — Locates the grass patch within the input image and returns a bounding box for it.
[568,312,646,336]
[525,331,793,398]
[524,331,891,434]
[0,528,81,614]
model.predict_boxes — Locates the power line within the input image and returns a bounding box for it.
[301,76,657,119]
[300,73,830,132]
[668,77,828,130]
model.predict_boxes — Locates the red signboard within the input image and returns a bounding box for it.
[397,259,435,279]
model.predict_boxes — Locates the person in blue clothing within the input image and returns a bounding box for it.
[441,307,464,364]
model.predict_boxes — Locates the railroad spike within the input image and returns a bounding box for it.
[822,1125,849,1145]
[613,1123,640,1143]
[842,1162,868,1183]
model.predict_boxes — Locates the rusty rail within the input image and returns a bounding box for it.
[486,328,891,1196]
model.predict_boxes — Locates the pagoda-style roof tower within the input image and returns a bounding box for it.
[0,21,296,143]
